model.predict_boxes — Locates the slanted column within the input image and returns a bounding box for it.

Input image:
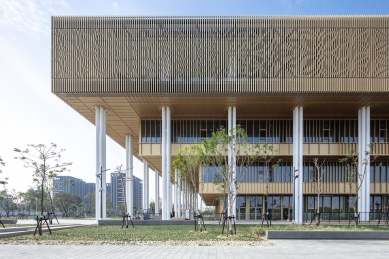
[293,106,303,223]
[358,107,371,220]
[161,106,172,220]
[95,106,107,220]
[143,160,149,210]
[155,170,159,215]
[125,135,134,216]
[227,106,237,218]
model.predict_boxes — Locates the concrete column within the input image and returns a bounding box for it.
[95,107,101,221]
[162,107,167,219]
[227,106,237,217]
[166,107,172,219]
[293,106,303,223]
[174,169,178,217]
[358,107,371,220]
[143,160,149,210]
[155,170,159,215]
[177,170,181,217]
[182,178,186,213]
[95,106,107,220]
[125,136,133,216]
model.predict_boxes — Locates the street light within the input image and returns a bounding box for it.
[96,166,110,220]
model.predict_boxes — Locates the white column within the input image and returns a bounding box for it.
[161,107,167,220]
[143,160,149,210]
[177,170,181,217]
[293,106,303,223]
[358,107,370,221]
[227,106,237,218]
[182,178,186,213]
[166,107,172,219]
[232,107,237,218]
[95,106,107,221]
[174,169,178,217]
[101,107,107,220]
[95,107,101,221]
[155,170,159,215]
[126,136,133,216]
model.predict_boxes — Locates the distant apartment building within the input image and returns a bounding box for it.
[53,176,94,202]
[110,172,143,213]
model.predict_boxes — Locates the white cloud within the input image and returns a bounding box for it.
[0,0,69,37]
[111,1,118,10]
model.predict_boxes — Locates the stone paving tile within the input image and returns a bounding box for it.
[1,240,389,259]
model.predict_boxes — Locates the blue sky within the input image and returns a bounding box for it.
[0,0,388,195]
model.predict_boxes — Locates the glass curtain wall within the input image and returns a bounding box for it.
[140,119,389,143]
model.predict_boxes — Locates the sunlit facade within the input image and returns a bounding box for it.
[52,16,389,221]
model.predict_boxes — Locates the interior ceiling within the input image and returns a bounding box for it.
[55,92,389,172]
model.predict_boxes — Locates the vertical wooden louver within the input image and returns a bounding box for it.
[51,16,389,95]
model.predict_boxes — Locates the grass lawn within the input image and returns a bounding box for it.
[2,224,262,242]
[2,224,389,243]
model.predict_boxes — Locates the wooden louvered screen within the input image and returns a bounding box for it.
[51,16,389,94]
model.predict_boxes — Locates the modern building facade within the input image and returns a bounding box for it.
[53,176,92,201]
[52,16,389,222]
[110,172,143,213]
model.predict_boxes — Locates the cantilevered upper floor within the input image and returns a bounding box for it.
[51,16,389,169]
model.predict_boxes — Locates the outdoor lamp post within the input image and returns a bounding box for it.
[292,168,299,222]
[96,166,110,220]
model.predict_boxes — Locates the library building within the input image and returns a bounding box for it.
[52,16,389,222]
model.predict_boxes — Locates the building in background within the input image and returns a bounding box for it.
[110,172,143,214]
[53,176,94,202]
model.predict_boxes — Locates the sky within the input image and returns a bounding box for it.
[0,0,388,200]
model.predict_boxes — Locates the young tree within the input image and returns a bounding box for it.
[14,143,72,235]
[173,145,204,230]
[202,126,260,235]
[0,158,16,217]
[259,143,281,227]
[340,143,377,226]
[116,165,131,227]
[84,192,96,215]
[54,192,81,217]
[149,201,156,214]
[311,157,325,226]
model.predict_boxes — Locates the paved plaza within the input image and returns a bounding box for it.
[1,240,389,259]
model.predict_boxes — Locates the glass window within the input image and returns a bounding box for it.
[156,120,161,142]
[207,120,213,139]
[141,120,147,142]
[247,120,253,142]
[236,196,246,207]
[253,121,259,142]
[332,196,340,213]
[375,163,381,183]
[349,120,354,142]
[150,120,156,142]
[145,120,151,142]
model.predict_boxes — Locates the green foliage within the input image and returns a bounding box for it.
[202,125,261,217]
[54,192,82,217]
[149,201,155,214]
[252,224,389,237]
[14,143,72,218]
[3,225,262,242]
[173,145,203,212]
[339,144,377,220]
